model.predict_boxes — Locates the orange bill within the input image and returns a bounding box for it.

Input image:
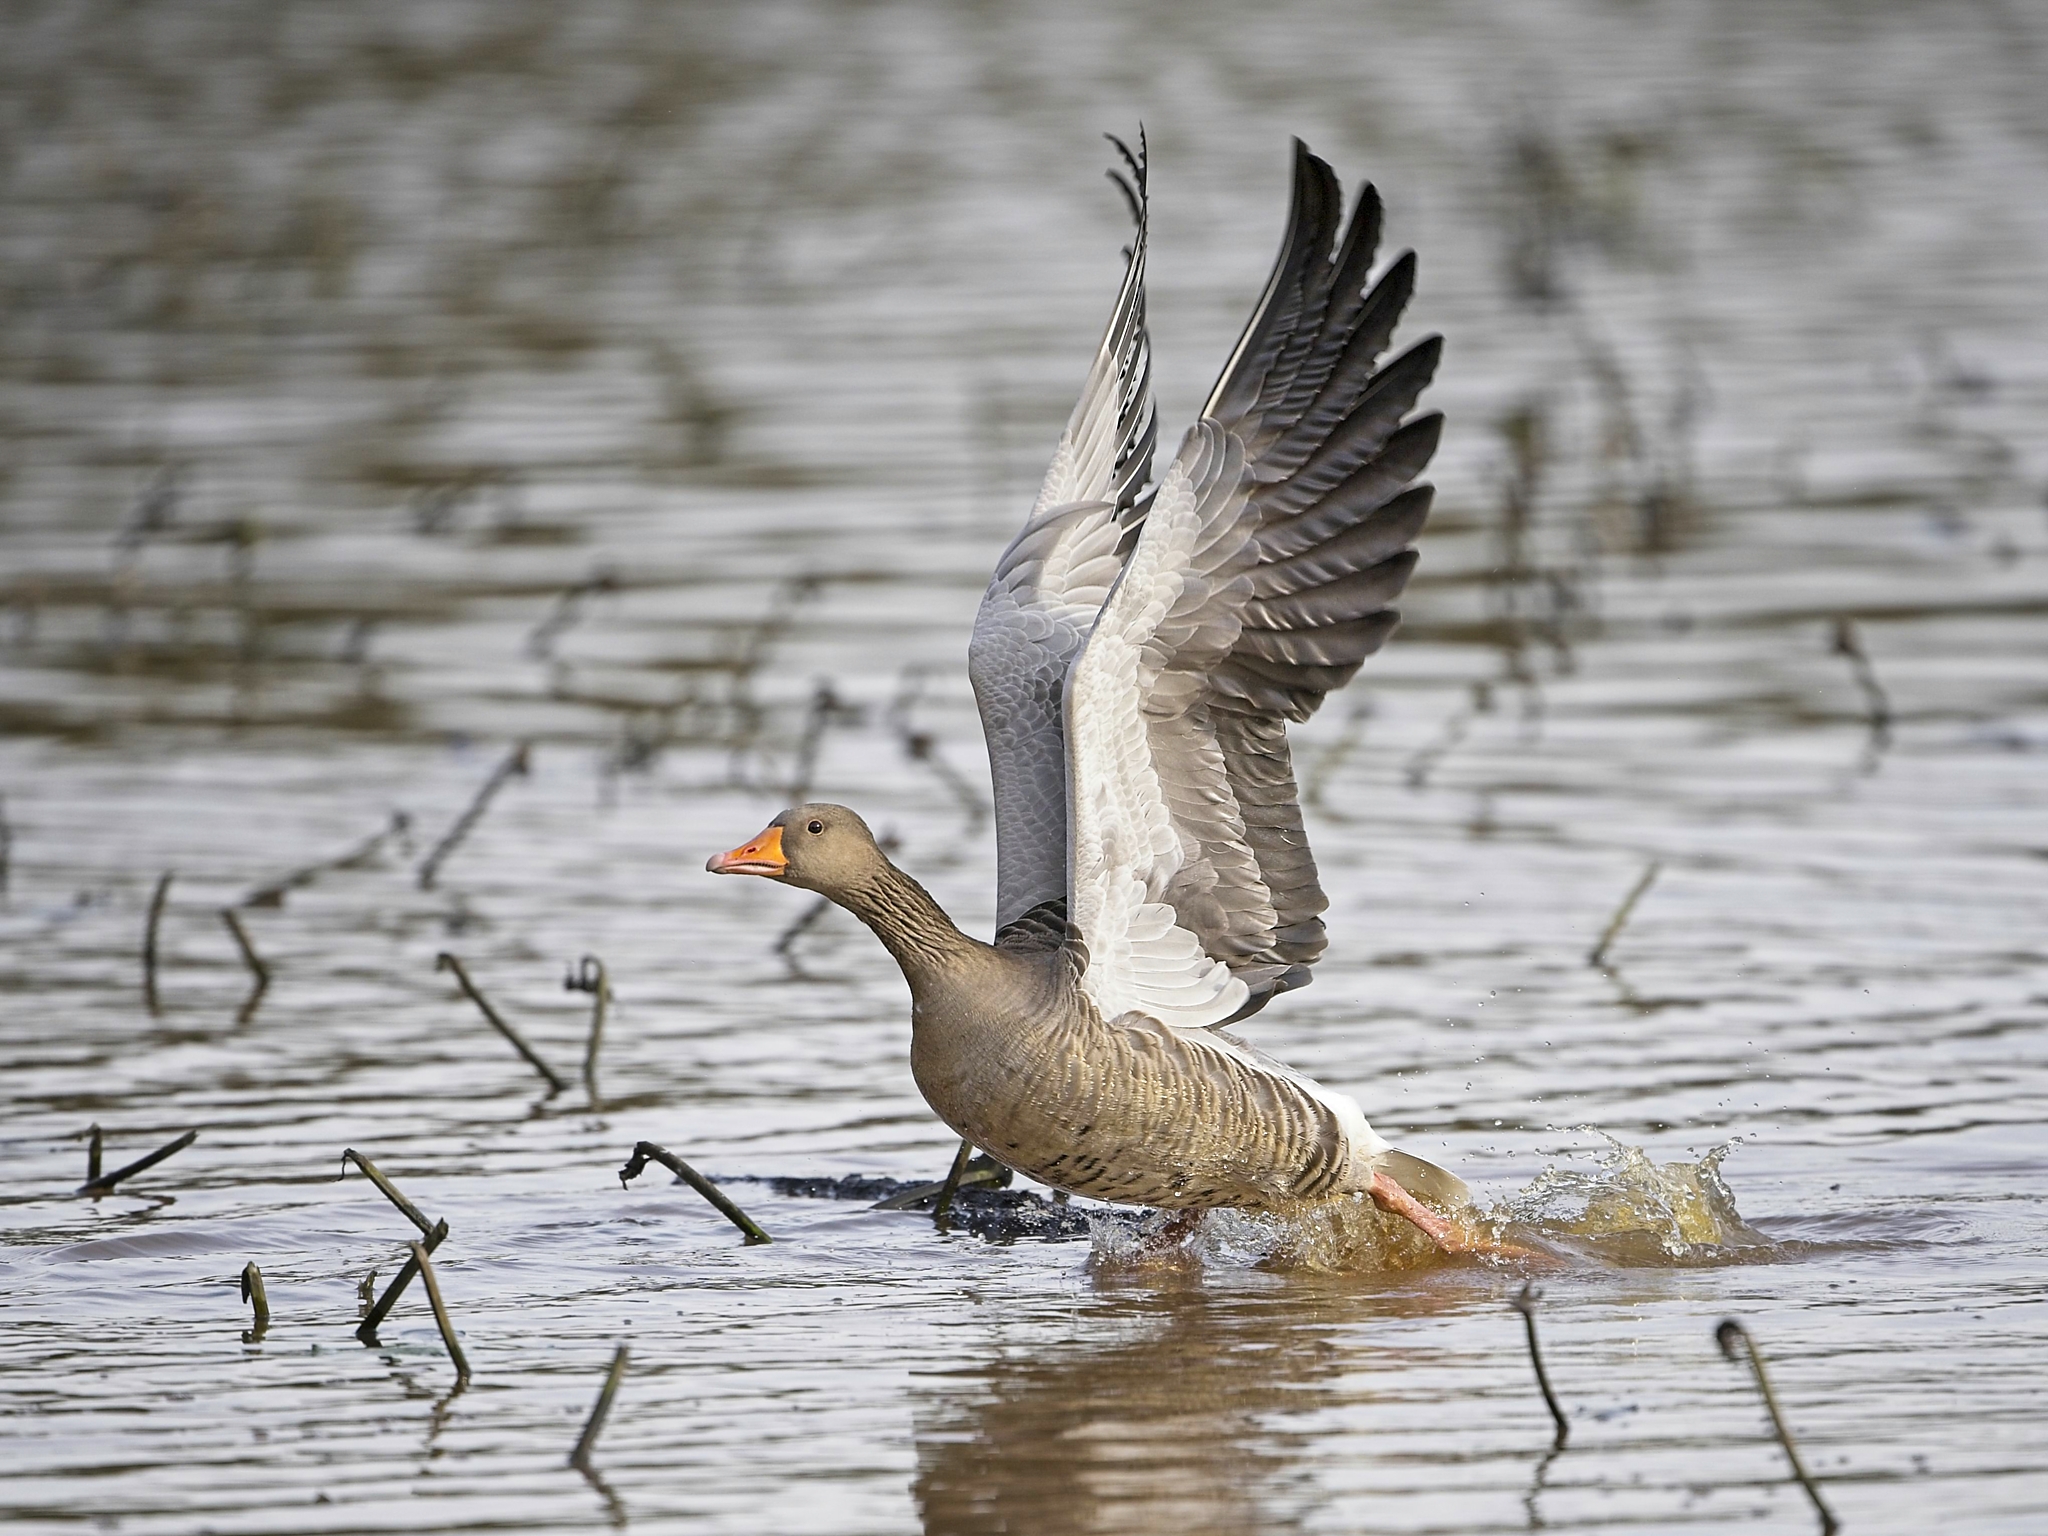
[706,824,786,876]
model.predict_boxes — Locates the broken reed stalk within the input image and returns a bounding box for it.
[772,895,831,963]
[930,1138,976,1225]
[357,1218,448,1340]
[526,568,617,660]
[618,1141,771,1245]
[569,1344,631,1468]
[0,789,10,897]
[904,730,989,830]
[787,678,839,802]
[722,576,822,787]
[1830,617,1892,751]
[1716,1319,1839,1535]
[143,871,173,1015]
[357,1271,377,1316]
[341,1149,437,1237]
[240,1262,270,1327]
[418,742,530,889]
[889,666,989,829]
[565,956,609,1106]
[85,1124,102,1185]
[77,1127,198,1196]
[242,810,411,908]
[1587,860,1661,968]
[219,907,270,1023]
[408,1239,471,1381]
[435,952,567,1094]
[870,1149,1007,1211]
[1509,1282,1570,1448]
[1404,707,1472,791]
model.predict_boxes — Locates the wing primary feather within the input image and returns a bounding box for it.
[1274,337,1441,502]
[1062,141,1440,1029]
[1256,254,1420,469]
[1251,482,1434,596]
[1266,184,1386,429]
[1259,413,1442,532]
[1202,140,1327,424]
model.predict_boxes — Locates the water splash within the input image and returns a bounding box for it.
[1486,1131,1775,1266]
[1088,1200,1446,1274]
[1087,1133,1775,1273]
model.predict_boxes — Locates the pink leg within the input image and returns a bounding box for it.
[1368,1171,1552,1264]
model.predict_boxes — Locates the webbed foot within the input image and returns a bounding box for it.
[1368,1170,1559,1266]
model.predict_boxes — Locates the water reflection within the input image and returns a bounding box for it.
[913,1284,1343,1536]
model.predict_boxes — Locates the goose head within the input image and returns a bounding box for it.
[706,802,885,896]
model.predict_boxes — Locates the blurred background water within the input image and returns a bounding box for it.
[3,1,2046,1531]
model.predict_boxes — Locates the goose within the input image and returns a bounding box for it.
[712,138,1513,1258]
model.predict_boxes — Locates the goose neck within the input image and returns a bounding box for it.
[840,860,976,979]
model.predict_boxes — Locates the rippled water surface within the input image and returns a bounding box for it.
[5,2,2048,1531]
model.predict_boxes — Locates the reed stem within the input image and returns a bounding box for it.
[931,1138,975,1226]
[357,1218,448,1341]
[240,1261,270,1327]
[1587,860,1660,967]
[418,742,529,889]
[1716,1319,1839,1535]
[436,952,567,1093]
[569,1344,630,1467]
[77,1128,198,1196]
[870,1151,1009,1212]
[1830,618,1892,750]
[618,1141,771,1244]
[1509,1281,1570,1448]
[526,568,617,660]
[565,956,609,1107]
[143,871,173,1014]
[242,811,410,908]
[1404,706,1471,791]
[219,908,270,1023]
[773,895,831,965]
[888,666,988,829]
[409,1240,470,1380]
[341,1149,436,1236]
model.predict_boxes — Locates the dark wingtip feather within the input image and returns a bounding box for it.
[1106,171,1142,231]
[1105,129,1148,197]
[1104,129,1149,231]
[1204,140,1343,424]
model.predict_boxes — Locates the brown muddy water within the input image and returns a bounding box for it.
[4,3,2047,1532]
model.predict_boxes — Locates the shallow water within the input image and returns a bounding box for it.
[4,2,2048,1531]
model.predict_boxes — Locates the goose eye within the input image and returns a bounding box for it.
[807,820,824,835]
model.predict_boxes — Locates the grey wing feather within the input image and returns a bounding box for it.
[970,139,1155,937]
[1067,139,1441,1025]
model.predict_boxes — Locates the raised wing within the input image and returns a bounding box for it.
[970,135,1156,941]
[1066,140,1442,1029]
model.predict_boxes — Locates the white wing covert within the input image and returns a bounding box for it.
[970,135,1156,943]
[1065,140,1443,1030]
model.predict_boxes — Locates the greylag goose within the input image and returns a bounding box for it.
[713,139,1505,1257]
